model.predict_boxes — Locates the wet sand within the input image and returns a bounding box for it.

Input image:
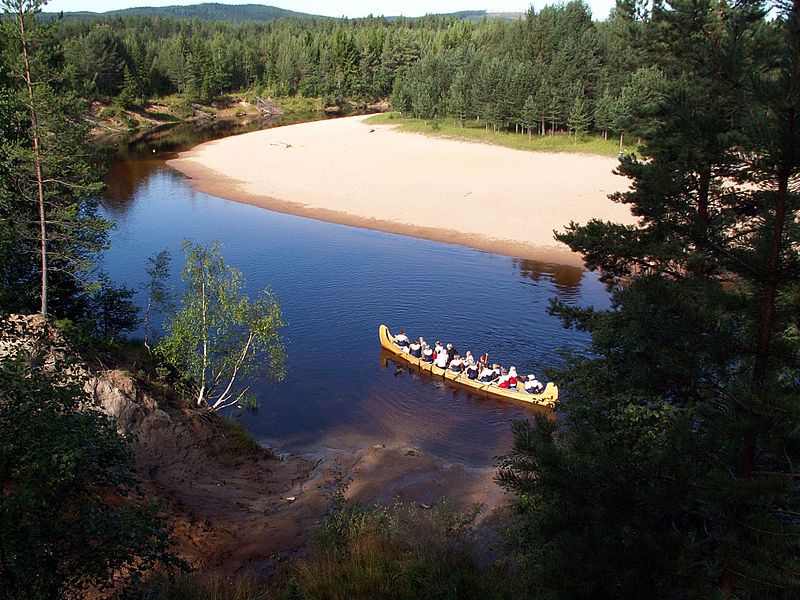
[168,115,636,266]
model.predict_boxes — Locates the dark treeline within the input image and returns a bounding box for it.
[51,2,671,142]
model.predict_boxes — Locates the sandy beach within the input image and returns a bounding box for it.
[168,114,636,265]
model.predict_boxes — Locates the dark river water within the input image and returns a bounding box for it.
[99,117,610,468]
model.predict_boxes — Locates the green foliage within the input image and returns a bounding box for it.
[500,1,800,597]
[157,240,286,411]
[0,3,137,338]
[294,501,506,600]
[46,1,650,133]
[0,319,174,599]
[567,91,590,140]
[62,23,128,99]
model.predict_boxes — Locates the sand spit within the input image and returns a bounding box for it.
[168,115,636,266]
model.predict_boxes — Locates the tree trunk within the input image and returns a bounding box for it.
[619,132,624,149]
[198,270,208,407]
[16,5,48,316]
[697,168,711,225]
[722,5,798,592]
[143,296,152,350]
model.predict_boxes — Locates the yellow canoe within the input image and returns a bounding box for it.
[379,324,558,409]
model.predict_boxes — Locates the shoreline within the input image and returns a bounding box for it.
[171,158,588,266]
[168,115,636,267]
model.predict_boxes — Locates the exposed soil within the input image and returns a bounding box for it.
[3,315,506,578]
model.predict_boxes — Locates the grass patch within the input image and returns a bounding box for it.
[210,416,275,465]
[365,112,635,157]
[143,110,180,122]
[132,573,273,600]
[277,95,324,113]
[290,501,511,600]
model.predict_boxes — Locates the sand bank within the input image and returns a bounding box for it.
[168,115,636,265]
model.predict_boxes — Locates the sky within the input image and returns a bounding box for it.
[45,0,619,20]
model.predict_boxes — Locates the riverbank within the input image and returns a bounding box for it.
[3,314,504,580]
[168,114,636,265]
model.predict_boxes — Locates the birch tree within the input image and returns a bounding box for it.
[157,240,286,411]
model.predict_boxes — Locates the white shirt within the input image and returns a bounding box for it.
[434,352,448,368]
[525,378,543,391]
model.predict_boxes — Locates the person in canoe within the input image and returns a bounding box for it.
[478,363,496,382]
[434,340,444,361]
[422,342,434,363]
[508,366,519,388]
[395,329,410,348]
[434,348,449,369]
[449,355,465,374]
[524,374,545,394]
[465,361,479,380]
[496,368,511,388]
[409,338,422,358]
[447,343,460,364]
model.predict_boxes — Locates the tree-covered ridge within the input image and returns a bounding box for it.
[42,2,322,23]
[49,1,665,141]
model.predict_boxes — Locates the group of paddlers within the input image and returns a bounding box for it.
[393,329,545,394]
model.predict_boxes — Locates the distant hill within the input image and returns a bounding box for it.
[42,3,321,22]
[42,3,524,24]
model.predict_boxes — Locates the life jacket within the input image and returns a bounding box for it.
[508,375,518,386]
[498,377,511,389]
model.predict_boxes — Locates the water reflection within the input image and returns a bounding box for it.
[104,159,166,209]
[512,258,585,298]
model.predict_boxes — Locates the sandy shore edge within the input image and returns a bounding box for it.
[167,115,636,267]
[171,157,586,266]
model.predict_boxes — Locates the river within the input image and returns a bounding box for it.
[98,116,610,468]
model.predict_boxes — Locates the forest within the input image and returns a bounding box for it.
[49,1,665,142]
[1,0,799,598]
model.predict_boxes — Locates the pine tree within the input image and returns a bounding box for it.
[116,65,137,108]
[500,2,800,597]
[447,69,472,126]
[1,2,130,331]
[567,92,590,141]
[521,95,538,140]
[593,88,614,140]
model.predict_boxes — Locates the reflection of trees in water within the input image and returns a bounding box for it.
[103,159,165,212]
[512,258,584,297]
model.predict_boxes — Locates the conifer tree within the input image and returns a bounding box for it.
[500,1,800,597]
[1,1,131,331]
[567,92,590,141]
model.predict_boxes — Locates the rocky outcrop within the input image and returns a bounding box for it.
[0,315,322,576]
